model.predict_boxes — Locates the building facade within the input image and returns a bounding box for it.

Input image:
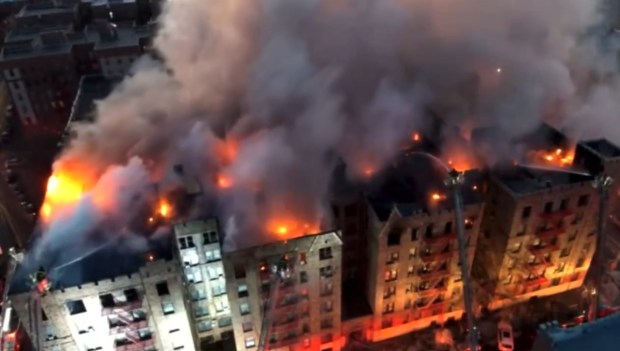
[474,166,598,309]
[9,259,194,351]
[364,165,485,342]
[173,220,234,350]
[222,230,344,351]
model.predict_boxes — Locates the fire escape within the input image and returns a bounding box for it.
[101,289,154,351]
[257,253,302,351]
[415,233,457,316]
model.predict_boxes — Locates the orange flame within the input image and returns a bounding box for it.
[158,199,171,218]
[268,218,318,239]
[411,132,421,142]
[431,193,444,201]
[530,147,575,168]
[217,174,233,189]
[216,138,238,165]
[41,172,86,221]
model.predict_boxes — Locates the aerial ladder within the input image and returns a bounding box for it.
[257,255,295,351]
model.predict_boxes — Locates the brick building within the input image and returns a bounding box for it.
[474,165,598,309]
[363,155,485,342]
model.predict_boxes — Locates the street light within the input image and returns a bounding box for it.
[445,169,479,351]
[590,174,613,321]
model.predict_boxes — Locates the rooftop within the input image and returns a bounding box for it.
[492,165,594,195]
[366,155,485,221]
[68,75,117,124]
[537,313,620,351]
[9,234,174,296]
[581,139,620,159]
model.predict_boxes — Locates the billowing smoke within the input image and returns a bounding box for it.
[34,0,620,258]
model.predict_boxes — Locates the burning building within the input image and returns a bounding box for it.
[362,155,485,341]
[222,230,344,351]
[474,165,598,309]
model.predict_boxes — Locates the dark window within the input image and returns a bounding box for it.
[66,300,86,315]
[522,206,531,218]
[203,231,218,244]
[387,229,401,246]
[425,225,434,238]
[578,195,589,207]
[156,281,170,296]
[124,288,139,302]
[319,247,332,260]
[560,198,568,211]
[444,221,453,234]
[187,236,195,248]
[411,228,418,241]
[42,309,48,321]
[544,202,553,214]
[238,285,249,298]
[234,264,246,279]
[300,271,308,283]
[99,294,114,308]
[178,238,187,249]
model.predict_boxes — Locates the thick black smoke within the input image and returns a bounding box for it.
[42,0,620,252]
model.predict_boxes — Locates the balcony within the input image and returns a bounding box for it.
[417,286,448,298]
[420,251,453,262]
[535,227,565,240]
[423,232,457,244]
[115,338,155,351]
[109,319,148,336]
[102,299,144,316]
[538,209,572,221]
[528,244,558,255]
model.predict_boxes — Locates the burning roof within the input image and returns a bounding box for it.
[365,155,484,221]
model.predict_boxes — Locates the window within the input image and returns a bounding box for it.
[555,262,566,273]
[522,206,532,218]
[218,317,232,327]
[321,318,333,329]
[384,269,398,282]
[191,287,207,301]
[66,300,86,315]
[238,284,249,298]
[381,318,393,329]
[179,238,187,249]
[578,194,589,207]
[300,252,307,265]
[425,224,434,238]
[162,301,174,315]
[582,242,591,252]
[320,266,333,278]
[411,228,418,241]
[511,242,522,253]
[300,271,308,283]
[384,285,396,298]
[197,321,213,332]
[576,257,585,268]
[407,266,414,277]
[203,231,218,244]
[383,302,395,314]
[156,281,170,296]
[194,305,209,317]
[234,264,246,279]
[560,198,568,211]
[240,303,251,315]
[387,251,399,264]
[322,300,333,313]
[205,248,221,262]
[319,247,333,260]
[321,282,333,296]
[245,337,256,348]
[387,228,401,246]
[560,247,571,258]
[242,321,253,332]
[409,248,416,259]
[444,221,453,234]
[503,274,513,285]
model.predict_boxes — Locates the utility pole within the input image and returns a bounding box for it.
[445,169,478,351]
[590,175,613,321]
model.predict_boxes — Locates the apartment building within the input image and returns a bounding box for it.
[222,230,344,351]
[8,258,194,351]
[364,156,485,342]
[173,220,233,350]
[474,165,598,309]
[0,1,153,128]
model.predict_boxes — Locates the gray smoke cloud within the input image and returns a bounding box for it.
[42,0,620,252]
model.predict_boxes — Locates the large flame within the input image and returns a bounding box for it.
[529,147,575,168]
[158,199,172,218]
[41,171,86,222]
[267,217,319,239]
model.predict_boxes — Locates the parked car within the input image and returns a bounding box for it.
[497,321,514,351]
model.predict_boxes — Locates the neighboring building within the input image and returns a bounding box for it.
[67,74,116,132]
[222,230,344,351]
[363,155,485,342]
[173,220,233,350]
[474,165,598,309]
[0,1,153,128]
[532,315,620,351]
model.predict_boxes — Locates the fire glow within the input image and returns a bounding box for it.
[40,172,86,222]
[158,199,172,218]
[530,147,575,168]
[431,192,446,201]
[267,218,319,239]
